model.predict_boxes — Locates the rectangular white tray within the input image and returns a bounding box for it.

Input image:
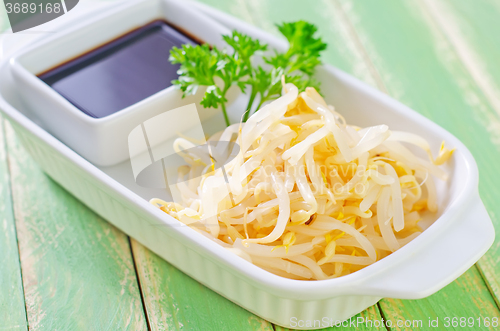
[0,1,494,329]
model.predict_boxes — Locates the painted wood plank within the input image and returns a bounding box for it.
[4,121,148,330]
[274,305,386,331]
[419,0,500,307]
[379,267,500,331]
[423,0,500,119]
[130,239,274,331]
[332,0,500,321]
[0,116,27,330]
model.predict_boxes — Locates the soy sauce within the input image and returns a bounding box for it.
[38,21,197,118]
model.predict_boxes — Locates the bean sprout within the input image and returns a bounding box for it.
[151,81,453,280]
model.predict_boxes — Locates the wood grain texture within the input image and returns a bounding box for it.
[0,116,27,330]
[423,0,500,307]
[4,121,148,330]
[130,239,273,331]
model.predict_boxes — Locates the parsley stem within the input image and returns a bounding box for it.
[221,102,230,127]
[243,89,258,122]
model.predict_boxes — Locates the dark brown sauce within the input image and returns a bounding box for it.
[38,20,199,118]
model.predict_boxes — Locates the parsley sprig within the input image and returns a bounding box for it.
[169,21,327,126]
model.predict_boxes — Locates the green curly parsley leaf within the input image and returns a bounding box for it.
[169,21,327,126]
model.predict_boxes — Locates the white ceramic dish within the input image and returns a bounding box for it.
[0,1,494,329]
[9,0,231,167]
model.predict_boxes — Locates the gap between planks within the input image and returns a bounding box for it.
[1,117,29,330]
[128,237,153,331]
[376,302,391,331]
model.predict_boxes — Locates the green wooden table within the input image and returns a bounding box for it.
[2,0,500,330]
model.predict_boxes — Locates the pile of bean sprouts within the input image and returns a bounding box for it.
[151,81,453,280]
